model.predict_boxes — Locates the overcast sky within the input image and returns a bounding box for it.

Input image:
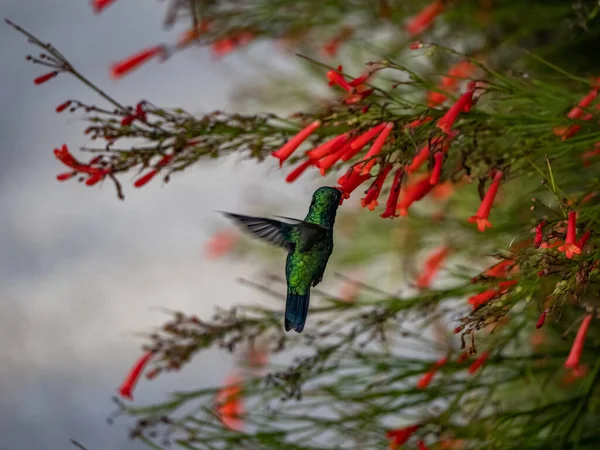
[0,1,320,449]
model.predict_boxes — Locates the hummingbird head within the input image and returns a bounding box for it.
[309,186,343,211]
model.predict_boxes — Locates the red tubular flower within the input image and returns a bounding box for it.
[558,211,581,259]
[272,121,321,166]
[406,0,445,36]
[337,168,371,200]
[316,144,350,174]
[565,314,593,371]
[484,260,516,278]
[468,289,498,309]
[416,246,451,288]
[322,27,353,58]
[416,357,448,389]
[468,171,503,232]
[418,441,430,450]
[386,425,420,449]
[92,0,118,13]
[397,175,435,216]
[577,230,591,250]
[326,66,353,92]
[134,170,158,188]
[111,46,166,79]
[381,167,404,218]
[341,123,387,161]
[361,163,392,210]
[567,89,598,120]
[55,101,71,112]
[468,351,489,374]
[359,122,394,175]
[437,83,475,134]
[407,116,434,128]
[34,71,58,85]
[408,133,457,173]
[205,230,239,259]
[85,171,106,186]
[118,351,154,400]
[286,159,314,183]
[216,373,245,431]
[56,172,76,181]
[308,133,350,161]
[429,151,444,185]
[534,220,547,248]
[536,310,548,329]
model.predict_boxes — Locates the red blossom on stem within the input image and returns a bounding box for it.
[308,133,350,161]
[215,373,245,431]
[358,122,394,175]
[361,163,392,210]
[577,230,591,251]
[118,351,154,401]
[416,246,451,288]
[397,175,435,216]
[468,171,503,232]
[565,314,593,372]
[484,260,517,278]
[406,0,445,36]
[407,116,434,128]
[429,151,444,185]
[436,82,475,134]
[468,351,490,374]
[285,159,314,183]
[326,66,353,92]
[111,46,166,79]
[468,289,498,309]
[558,211,581,259]
[386,425,420,449]
[271,121,321,166]
[341,123,387,161]
[337,168,371,200]
[534,220,547,248]
[416,357,448,389]
[316,144,351,174]
[536,310,548,329]
[55,100,71,113]
[92,0,118,14]
[567,89,598,120]
[381,167,404,218]
[34,71,58,85]
[408,132,457,174]
[56,172,76,181]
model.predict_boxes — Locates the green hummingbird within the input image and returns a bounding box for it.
[222,186,343,333]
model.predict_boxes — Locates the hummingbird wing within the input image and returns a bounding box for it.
[221,212,327,252]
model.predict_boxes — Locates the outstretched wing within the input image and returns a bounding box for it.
[274,216,329,252]
[221,212,328,253]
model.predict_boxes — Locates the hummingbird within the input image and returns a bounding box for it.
[222,186,343,333]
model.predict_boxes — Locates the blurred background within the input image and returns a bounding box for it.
[0,1,321,448]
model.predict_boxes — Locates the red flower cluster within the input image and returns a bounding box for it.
[416,357,448,389]
[54,144,110,186]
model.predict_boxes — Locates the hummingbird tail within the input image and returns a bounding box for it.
[284,290,310,333]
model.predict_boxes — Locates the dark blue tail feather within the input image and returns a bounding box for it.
[284,291,310,333]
